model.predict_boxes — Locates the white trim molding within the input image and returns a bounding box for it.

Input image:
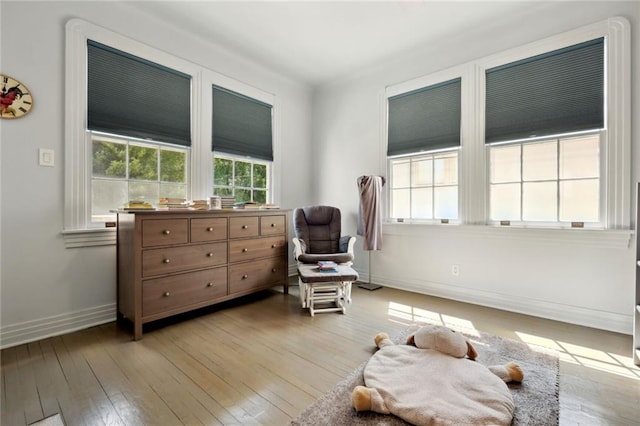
[0,303,117,349]
[376,275,632,335]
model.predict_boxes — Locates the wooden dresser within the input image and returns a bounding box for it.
[117,209,290,339]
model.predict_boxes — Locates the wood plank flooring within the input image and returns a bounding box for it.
[2,281,639,425]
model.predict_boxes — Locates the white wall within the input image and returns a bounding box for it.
[312,1,640,334]
[1,1,638,348]
[0,1,313,347]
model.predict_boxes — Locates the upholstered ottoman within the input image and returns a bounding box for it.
[297,264,359,316]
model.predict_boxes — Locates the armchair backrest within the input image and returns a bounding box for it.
[293,206,342,254]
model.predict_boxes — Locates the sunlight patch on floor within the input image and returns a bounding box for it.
[515,331,640,381]
[387,302,479,336]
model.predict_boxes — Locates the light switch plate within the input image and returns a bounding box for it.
[39,148,55,167]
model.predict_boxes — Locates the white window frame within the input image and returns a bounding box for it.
[385,65,470,225]
[388,149,460,224]
[487,132,604,228]
[384,17,630,235]
[212,152,272,203]
[90,132,191,223]
[63,19,279,247]
[477,17,630,230]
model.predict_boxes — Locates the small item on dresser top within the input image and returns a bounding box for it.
[124,200,154,210]
[191,200,208,210]
[209,196,222,210]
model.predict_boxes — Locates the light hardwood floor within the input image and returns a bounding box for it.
[2,280,639,425]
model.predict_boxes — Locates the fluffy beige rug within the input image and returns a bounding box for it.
[291,325,559,426]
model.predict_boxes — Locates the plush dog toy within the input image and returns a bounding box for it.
[352,325,524,426]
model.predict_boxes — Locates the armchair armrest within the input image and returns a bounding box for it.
[340,235,356,256]
[292,237,305,261]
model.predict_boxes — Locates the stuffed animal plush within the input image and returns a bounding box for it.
[352,325,524,426]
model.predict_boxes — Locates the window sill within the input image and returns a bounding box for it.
[382,222,633,249]
[61,228,116,248]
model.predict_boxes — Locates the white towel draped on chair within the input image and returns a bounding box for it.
[357,175,385,251]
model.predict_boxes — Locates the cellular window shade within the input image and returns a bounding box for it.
[212,86,273,161]
[485,37,604,144]
[387,78,461,157]
[87,40,191,146]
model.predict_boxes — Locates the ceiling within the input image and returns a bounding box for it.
[130,1,552,86]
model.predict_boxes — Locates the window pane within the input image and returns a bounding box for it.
[160,150,186,183]
[412,188,433,219]
[560,179,599,222]
[560,135,599,179]
[490,145,520,183]
[93,140,126,178]
[92,179,127,214]
[129,181,158,202]
[412,158,432,186]
[523,141,557,181]
[392,160,410,188]
[434,154,457,185]
[434,186,458,219]
[523,181,557,221]
[129,145,158,180]
[254,190,266,203]
[253,163,267,189]
[159,183,186,199]
[234,161,251,187]
[490,183,520,220]
[214,157,233,186]
[391,188,410,218]
[235,188,251,203]
[213,187,232,197]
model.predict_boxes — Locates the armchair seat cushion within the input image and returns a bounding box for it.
[296,252,354,265]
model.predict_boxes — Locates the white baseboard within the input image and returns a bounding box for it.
[372,273,632,335]
[1,303,116,349]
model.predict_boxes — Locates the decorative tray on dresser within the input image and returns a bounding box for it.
[116,209,290,339]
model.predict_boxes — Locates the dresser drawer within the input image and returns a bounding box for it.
[191,217,228,242]
[229,257,285,295]
[142,267,228,317]
[260,215,285,236]
[228,236,286,263]
[142,219,188,247]
[229,216,259,239]
[142,242,227,277]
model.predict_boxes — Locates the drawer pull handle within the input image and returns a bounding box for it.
[242,274,248,279]
[207,227,214,232]
[271,244,276,248]
[242,225,248,229]
[163,258,171,264]
[270,223,276,227]
[163,292,171,297]
[207,282,213,287]
[242,248,248,252]
[163,229,171,235]
[272,268,277,273]
[207,252,214,257]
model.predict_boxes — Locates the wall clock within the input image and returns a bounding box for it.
[1,74,33,119]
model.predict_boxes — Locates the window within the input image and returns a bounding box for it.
[387,78,461,223]
[65,19,279,246]
[91,134,188,222]
[384,17,629,230]
[213,154,269,203]
[489,133,600,225]
[85,39,192,225]
[212,85,273,203]
[390,151,458,221]
[485,38,605,227]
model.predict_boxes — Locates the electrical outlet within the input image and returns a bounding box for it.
[39,148,55,167]
[451,264,460,276]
